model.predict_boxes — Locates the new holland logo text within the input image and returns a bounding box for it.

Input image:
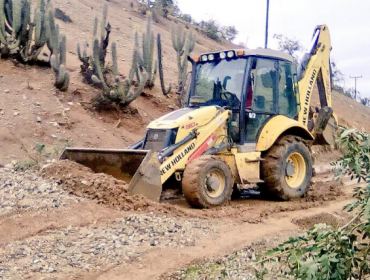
[302,69,317,125]
[160,143,196,175]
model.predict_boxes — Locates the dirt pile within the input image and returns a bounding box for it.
[292,213,342,229]
[305,180,344,202]
[41,160,154,211]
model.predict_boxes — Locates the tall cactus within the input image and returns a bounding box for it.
[0,0,9,55]
[137,13,157,89]
[20,0,47,62]
[0,0,54,63]
[77,4,111,87]
[46,4,70,91]
[110,42,148,106]
[171,24,196,94]
[0,0,70,91]
[0,0,25,52]
[77,5,146,106]
[157,33,171,95]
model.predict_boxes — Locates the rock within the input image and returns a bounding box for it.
[13,111,20,116]
[3,89,10,93]
[36,117,42,123]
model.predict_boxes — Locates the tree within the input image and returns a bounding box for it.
[331,60,344,86]
[360,97,370,107]
[180,13,192,23]
[221,25,238,41]
[344,88,357,99]
[273,34,303,61]
[203,20,221,41]
[238,42,247,48]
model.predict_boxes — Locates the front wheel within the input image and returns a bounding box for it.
[260,136,313,200]
[182,156,234,208]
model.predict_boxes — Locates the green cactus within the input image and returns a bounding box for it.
[50,35,69,91]
[77,4,111,86]
[46,5,69,91]
[157,33,172,95]
[0,0,51,62]
[0,0,7,46]
[11,0,22,40]
[110,42,147,106]
[171,23,196,94]
[137,13,157,89]
[33,0,47,47]
[0,0,69,91]
[77,5,146,106]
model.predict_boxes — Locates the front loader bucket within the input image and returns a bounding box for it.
[61,148,162,202]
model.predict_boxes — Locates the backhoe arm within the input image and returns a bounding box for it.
[297,25,332,127]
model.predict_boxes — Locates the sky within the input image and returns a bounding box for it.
[177,0,370,98]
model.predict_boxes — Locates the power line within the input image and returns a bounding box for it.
[350,75,362,100]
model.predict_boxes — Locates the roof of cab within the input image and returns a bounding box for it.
[200,48,294,63]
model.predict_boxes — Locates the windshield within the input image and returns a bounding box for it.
[189,58,248,107]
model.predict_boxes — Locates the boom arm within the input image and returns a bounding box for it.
[297,25,333,127]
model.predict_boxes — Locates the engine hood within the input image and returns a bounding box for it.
[147,106,221,130]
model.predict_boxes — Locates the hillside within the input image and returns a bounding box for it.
[0,0,369,166]
[1,2,370,279]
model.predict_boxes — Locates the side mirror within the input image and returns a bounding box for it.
[223,76,231,89]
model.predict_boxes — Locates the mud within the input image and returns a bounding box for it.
[41,160,153,211]
[41,160,348,222]
[305,180,344,202]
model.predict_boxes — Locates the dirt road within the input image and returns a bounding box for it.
[0,157,359,280]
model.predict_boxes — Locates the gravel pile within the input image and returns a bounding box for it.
[0,213,217,279]
[0,167,83,216]
[162,237,287,280]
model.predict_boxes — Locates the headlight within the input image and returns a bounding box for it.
[220,52,226,59]
[208,54,214,61]
[227,51,234,58]
[201,55,208,62]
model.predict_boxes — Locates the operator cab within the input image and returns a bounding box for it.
[186,49,300,147]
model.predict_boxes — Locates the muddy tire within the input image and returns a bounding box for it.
[182,155,234,208]
[260,136,313,200]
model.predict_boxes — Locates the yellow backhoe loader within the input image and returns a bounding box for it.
[62,25,337,208]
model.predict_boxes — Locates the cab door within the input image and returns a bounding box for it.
[244,57,279,143]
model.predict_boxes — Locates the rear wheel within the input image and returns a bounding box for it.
[182,156,234,208]
[260,136,313,200]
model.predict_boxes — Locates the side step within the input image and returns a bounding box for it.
[234,152,264,185]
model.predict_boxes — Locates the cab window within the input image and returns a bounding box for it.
[250,58,278,114]
[278,61,298,118]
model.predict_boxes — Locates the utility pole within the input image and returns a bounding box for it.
[265,0,270,49]
[350,75,362,100]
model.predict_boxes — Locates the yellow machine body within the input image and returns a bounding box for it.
[63,25,337,204]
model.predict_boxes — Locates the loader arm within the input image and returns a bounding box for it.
[158,109,230,184]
